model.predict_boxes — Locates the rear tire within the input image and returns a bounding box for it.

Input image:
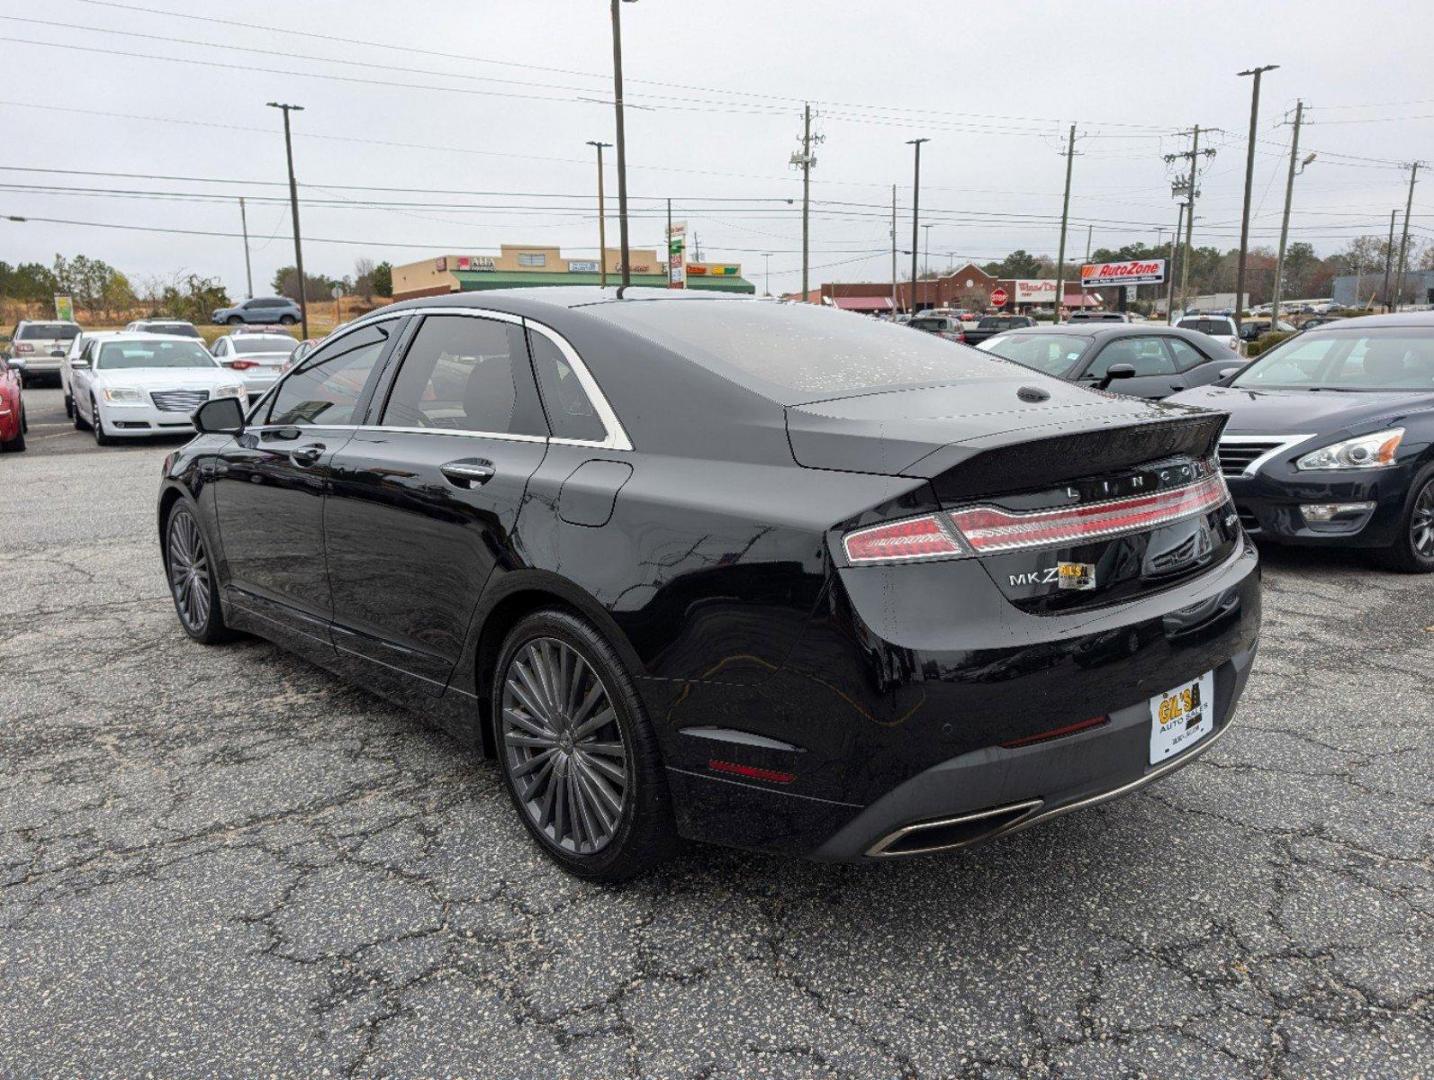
[165,503,235,644]
[492,609,676,882]
[279,314,297,325]
[1371,467,1434,573]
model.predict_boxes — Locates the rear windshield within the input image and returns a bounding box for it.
[982,333,1092,376]
[97,341,217,370]
[19,323,80,340]
[909,317,952,332]
[138,322,201,338]
[1178,319,1234,336]
[1232,328,1434,391]
[588,300,999,401]
[978,317,1019,329]
[233,336,295,354]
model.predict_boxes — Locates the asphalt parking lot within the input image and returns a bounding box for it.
[2,385,1430,1079]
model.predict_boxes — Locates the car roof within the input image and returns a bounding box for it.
[95,332,210,343]
[1303,310,1434,329]
[376,286,747,322]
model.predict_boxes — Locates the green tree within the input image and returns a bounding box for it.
[371,260,392,297]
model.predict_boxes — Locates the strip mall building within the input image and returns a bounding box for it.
[391,245,755,300]
[815,264,1105,315]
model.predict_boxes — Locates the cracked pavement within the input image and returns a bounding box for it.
[2,387,1431,1078]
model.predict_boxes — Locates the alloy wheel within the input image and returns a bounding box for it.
[1413,480,1434,559]
[501,637,630,855]
[167,510,212,632]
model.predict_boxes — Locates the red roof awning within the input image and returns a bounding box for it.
[831,296,894,311]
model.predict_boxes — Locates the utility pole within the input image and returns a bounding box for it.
[1394,162,1420,311]
[921,223,933,278]
[1053,122,1077,324]
[789,104,820,301]
[1381,209,1398,312]
[1085,223,1093,264]
[761,252,771,296]
[238,197,254,299]
[907,137,929,315]
[266,101,307,339]
[1165,126,1214,315]
[609,0,634,289]
[1270,99,1304,332]
[666,197,674,288]
[586,140,612,287]
[1165,202,1185,323]
[890,183,898,314]
[1235,65,1279,327]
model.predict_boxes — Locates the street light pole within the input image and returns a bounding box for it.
[1235,65,1279,328]
[1394,162,1420,312]
[586,140,612,287]
[1381,209,1398,312]
[907,138,929,315]
[609,0,635,290]
[1054,122,1076,324]
[1270,99,1304,332]
[266,101,308,339]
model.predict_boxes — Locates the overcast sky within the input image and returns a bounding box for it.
[2,0,1431,298]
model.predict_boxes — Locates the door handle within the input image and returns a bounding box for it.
[291,443,325,466]
[1169,382,1186,392]
[441,460,496,487]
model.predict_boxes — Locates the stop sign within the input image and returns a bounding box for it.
[990,287,1008,306]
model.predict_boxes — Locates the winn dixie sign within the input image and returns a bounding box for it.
[1081,259,1166,287]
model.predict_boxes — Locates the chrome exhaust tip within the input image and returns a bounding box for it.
[866,798,1044,857]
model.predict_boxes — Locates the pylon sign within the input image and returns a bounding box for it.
[669,222,686,289]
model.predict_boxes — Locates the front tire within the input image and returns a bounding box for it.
[1372,467,1434,573]
[64,392,73,418]
[226,315,243,325]
[91,396,115,446]
[492,609,676,882]
[165,503,235,644]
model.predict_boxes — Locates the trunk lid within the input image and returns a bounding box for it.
[795,379,1237,612]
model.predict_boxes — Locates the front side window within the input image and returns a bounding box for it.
[380,315,546,436]
[528,330,607,442]
[96,341,217,370]
[267,321,392,426]
[1086,337,1176,378]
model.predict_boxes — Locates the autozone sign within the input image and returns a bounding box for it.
[1081,259,1166,287]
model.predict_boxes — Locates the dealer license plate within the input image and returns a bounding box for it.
[1149,671,1214,764]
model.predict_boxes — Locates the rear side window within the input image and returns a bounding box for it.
[590,300,997,401]
[1179,319,1234,337]
[1165,337,1209,371]
[267,322,391,426]
[380,315,546,436]
[528,330,607,442]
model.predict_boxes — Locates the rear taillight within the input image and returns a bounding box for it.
[842,473,1229,564]
[843,514,967,564]
[14,343,32,354]
[225,360,258,370]
[949,474,1229,554]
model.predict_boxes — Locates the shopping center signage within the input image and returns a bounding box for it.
[568,260,599,273]
[687,263,740,277]
[1080,259,1165,287]
[1012,279,1057,302]
[436,256,496,272]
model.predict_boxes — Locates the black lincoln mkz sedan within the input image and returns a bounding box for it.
[1168,312,1434,572]
[159,289,1260,880]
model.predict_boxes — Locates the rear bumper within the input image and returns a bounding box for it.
[658,538,1262,860]
[1227,464,1414,547]
[813,642,1254,859]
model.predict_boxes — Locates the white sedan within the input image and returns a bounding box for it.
[69,334,244,445]
[210,331,298,402]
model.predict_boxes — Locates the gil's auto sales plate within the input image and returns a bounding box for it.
[1149,670,1214,764]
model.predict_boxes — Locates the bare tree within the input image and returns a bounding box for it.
[353,257,376,303]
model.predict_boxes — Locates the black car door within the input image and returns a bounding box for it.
[1079,335,1182,399]
[211,319,399,648]
[322,311,551,702]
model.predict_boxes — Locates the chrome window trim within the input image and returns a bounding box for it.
[1217,433,1316,477]
[340,304,633,452]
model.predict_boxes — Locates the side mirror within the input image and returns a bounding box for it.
[1096,364,1137,391]
[1215,366,1243,386]
[69,357,89,370]
[194,395,245,435]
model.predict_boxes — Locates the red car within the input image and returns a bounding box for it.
[0,351,27,451]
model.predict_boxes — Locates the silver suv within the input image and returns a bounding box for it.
[211,296,302,326]
[8,320,83,385]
